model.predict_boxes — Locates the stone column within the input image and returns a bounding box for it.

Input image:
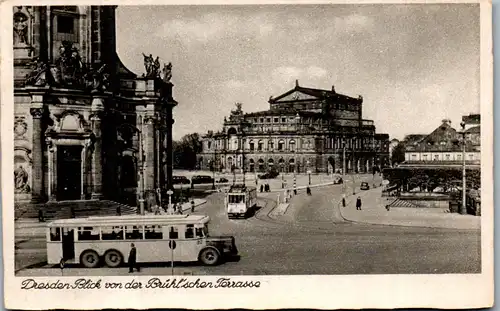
[143,115,156,193]
[165,109,174,191]
[90,97,104,199]
[30,106,44,203]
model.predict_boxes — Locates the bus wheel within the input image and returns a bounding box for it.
[199,247,220,266]
[80,250,100,268]
[104,249,123,268]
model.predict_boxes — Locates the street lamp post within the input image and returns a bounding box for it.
[166,189,174,214]
[342,141,346,194]
[460,122,467,215]
[307,160,311,185]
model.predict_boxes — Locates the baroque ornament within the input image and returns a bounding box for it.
[25,41,110,91]
[14,117,28,139]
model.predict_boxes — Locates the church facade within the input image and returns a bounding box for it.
[13,6,177,206]
[198,81,389,175]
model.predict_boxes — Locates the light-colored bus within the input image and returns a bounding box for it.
[46,215,238,268]
[226,185,258,219]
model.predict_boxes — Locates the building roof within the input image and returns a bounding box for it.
[403,134,426,145]
[405,120,478,152]
[269,80,362,104]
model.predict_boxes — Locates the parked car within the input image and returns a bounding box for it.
[217,177,229,183]
[172,176,190,185]
[258,170,279,179]
[191,175,214,185]
[360,182,370,190]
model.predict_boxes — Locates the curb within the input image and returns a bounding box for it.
[336,189,480,231]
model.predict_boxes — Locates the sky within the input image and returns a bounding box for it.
[115,4,480,141]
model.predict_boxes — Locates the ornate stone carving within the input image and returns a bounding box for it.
[14,165,30,193]
[83,65,110,91]
[29,108,43,118]
[53,41,84,87]
[25,59,49,86]
[14,116,28,140]
[13,11,29,45]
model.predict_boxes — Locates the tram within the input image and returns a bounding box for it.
[226,185,258,219]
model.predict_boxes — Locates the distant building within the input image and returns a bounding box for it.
[198,81,390,174]
[403,118,480,168]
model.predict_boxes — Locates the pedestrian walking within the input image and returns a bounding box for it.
[116,205,122,216]
[342,194,346,207]
[191,200,195,213]
[260,184,264,193]
[267,184,271,192]
[306,187,311,196]
[356,196,362,210]
[128,243,140,273]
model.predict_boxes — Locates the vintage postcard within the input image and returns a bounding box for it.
[1,0,493,309]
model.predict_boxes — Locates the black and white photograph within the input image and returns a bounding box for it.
[2,0,493,309]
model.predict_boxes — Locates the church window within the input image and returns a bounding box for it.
[266,118,271,123]
[260,118,264,123]
[289,140,296,151]
[274,117,279,123]
[281,117,286,123]
[57,15,75,34]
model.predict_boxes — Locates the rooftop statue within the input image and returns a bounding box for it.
[162,62,173,83]
[142,53,161,78]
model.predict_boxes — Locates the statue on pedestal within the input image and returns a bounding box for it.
[162,62,172,83]
[14,165,30,193]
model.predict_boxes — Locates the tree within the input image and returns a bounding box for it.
[172,133,202,170]
[391,142,406,166]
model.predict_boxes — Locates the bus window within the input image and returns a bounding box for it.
[77,227,100,241]
[195,227,204,238]
[50,227,61,241]
[169,226,178,239]
[185,225,194,239]
[203,224,209,237]
[125,226,143,240]
[145,225,163,239]
[101,226,124,240]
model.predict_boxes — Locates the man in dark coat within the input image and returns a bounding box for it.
[128,243,140,273]
[356,196,362,210]
[260,184,264,193]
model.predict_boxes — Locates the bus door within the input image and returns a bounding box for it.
[180,224,201,261]
[62,227,75,260]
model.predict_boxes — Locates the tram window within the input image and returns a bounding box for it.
[185,225,194,239]
[169,226,179,239]
[145,225,163,239]
[101,226,124,240]
[50,227,61,241]
[195,227,204,238]
[229,195,244,203]
[77,226,100,240]
[125,226,143,239]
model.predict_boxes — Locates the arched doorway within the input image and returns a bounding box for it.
[328,156,335,174]
[268,158,274,171]
[278,158,285,173]
[227,157,233,172]
[288,158,295,173]
[258,159,265,172]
